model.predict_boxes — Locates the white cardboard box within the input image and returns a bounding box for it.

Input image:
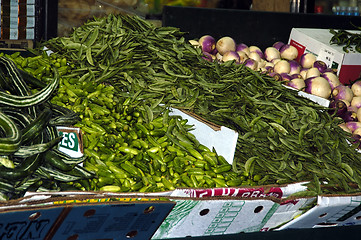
[278,195,361,230]
[289,28,361,85]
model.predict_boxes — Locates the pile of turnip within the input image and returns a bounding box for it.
[191,35,361,140]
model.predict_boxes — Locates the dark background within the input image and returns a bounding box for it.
[162,6,361,50]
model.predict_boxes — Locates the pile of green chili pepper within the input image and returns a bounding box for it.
[330,27,361,53]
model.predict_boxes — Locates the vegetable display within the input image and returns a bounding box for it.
[2,14,361,197]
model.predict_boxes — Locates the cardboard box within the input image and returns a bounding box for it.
[278,194,361,230]
[152,196,315,238]
[0,193,175,239]
[289,28,361,85]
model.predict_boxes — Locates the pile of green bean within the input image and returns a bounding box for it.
[24,14,361,194]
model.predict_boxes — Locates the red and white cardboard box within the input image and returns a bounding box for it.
[289,28,361,85]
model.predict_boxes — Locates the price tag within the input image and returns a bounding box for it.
[57,126,83,158]
[317,48,335,68]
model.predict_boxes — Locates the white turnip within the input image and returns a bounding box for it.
[300,53,316,69]
[216,36,236,55]
[264,47,280,62]
[279,44,298,60]
[322,72,341,90]
[304,76,332,99]
[306,67,321,79]
[351,96,361,109]
[273,60,290,74]
[351,81,361,97]
[287,78,305,90]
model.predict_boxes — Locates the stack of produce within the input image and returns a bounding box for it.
[0,55,95,200]
[194,34,361,150]
[3,14,361,197]
[192,34,340,99]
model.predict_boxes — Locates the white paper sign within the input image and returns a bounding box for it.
[318,47,336,68]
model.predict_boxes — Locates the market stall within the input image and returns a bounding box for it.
[1,1,361,239]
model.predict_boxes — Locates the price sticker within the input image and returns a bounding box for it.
[318,48,335,68]
[57,126,83,158]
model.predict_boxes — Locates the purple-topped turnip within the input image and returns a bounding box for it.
[339,123,353,133]
[273,60,290,74]
[222,51,240,63]
[264,47,280,62]
[272,41,285,51]
[346,121,361,132]
[351,81,361,97]
[322,72,341,90]
[288,60,301,75]
[198,35,216,53]
[202,52,214,62]
[328,99,348,117]
[279,44,298,60]
[287,78,305,90]
[304,76,331,99]
[300,53,316,69]
[332,84,354,103]
[216,36,236,55]
[280,73,292,81]
[351,96,361,109]
[237,51,248,63]
[248,52,262,63]
[313,60,328,73]
[236,43,250,56]
[306,67,321,79]
[299,68,308,79]
[291,73,303,79]
[244,58,258,70]
[268,72,282,81]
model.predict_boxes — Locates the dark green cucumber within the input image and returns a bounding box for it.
[0,107,33,128]
[13,136,62,158]
[18,68,47,88]
[0,153,43,180]
[21,108,53,144]
[0,56,30,96]
[38,165,85,182]
[0,111,22,155]
[44,102,81,126]
[49,148,87,165]
[0,67,59,107]
[43,149,74,172]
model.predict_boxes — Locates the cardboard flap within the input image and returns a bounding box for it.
[278,195,361,230]
[169,107,238,164]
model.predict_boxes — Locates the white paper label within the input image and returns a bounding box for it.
[26,17,35,28]
[27,5,35,16]
[10,0,18,6]
[57,126,83,158]
[26,28,34,39]
[318,47,336,68]
[9,28,18,40]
